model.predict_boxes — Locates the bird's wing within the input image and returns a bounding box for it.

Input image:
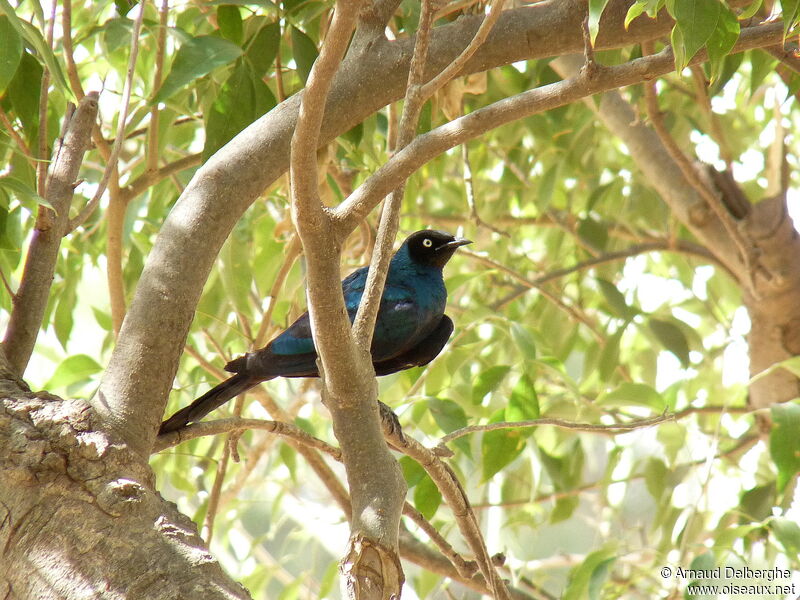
[373,315,453,375]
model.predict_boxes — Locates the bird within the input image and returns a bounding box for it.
[159,230,471,435]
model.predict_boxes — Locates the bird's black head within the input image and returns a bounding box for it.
[404,230,472,269]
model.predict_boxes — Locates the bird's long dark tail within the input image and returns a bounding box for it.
[158,373,258,435]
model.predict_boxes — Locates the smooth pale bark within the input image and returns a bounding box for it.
[3,94,98,375]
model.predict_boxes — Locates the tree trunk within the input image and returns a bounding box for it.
[0,355,248,599]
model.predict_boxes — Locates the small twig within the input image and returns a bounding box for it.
[62,0,86,99]
[70,154,201,232]
[580,10,597,76]
[0,269,16,299]
[335,22,786,234]
[152,417,343,458]
[419,0,506,100]
[254,235,301,348]
[147,0,170,174]
[765,43,800,75]
[36,0,57,199]
[641,41,758,289]
[402,502,478,579]
[689,65,732,166]
[274,19,286,103]
[0,106,36,168]
[463,248,605,340]
[462,142,509,236]
[2,93,98,375]
[183,343,227,380]
[389,432,510,600]
[203,432,231,542]
[439,413,675,447]
[86,1,146,215]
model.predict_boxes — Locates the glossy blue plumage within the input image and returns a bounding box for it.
[268,242,447,367]
[159,230,470,434]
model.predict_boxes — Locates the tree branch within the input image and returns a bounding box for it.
[351,0,438,350]
[641,42,758,289]
[334,21,783,232]
[2,93,98,375]
[438,413,675,447]
[289,0,408,595]
[391,433,510,599]
[153,417,342,457]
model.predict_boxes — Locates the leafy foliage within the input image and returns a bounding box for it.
[1,1,799,599]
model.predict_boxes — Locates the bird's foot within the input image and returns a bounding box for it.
[378,400,406,445]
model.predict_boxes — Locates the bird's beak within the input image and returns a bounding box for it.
[441,238,472,251]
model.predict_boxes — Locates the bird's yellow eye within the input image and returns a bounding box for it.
[422,238,433,248]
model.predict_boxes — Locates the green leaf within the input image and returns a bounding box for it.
[203,60,276,161]
[54,283,77,348]
[749,50,778,97]
[598,328,623,380]
[779,0,800,37]
[216,5,243,45]
[563,547,618,600]
[624,2,647,28]
[203,61,253,160]
[648,317,690,366]
[739,484,775,522]
[427,398,467,434]
[102,18,133,54]
[770,517,800,556]
[245,22,280,77]
[644,457,668,500]
[6,51,42,135]
[44,354,102,389]
[704,3,739,82]
[657,422,686,463]
[598,382,665,411]
[0,176,53,211]
[471,364,511,404]
[399,455,425,487]
[670,22,687,72]
[0,0,70,95]
[670,0,721,65]
[507,374,539,421]
[588,0,610,43]
[577,217,608,251]
[92,306,113,332]
[0,15,23,93]
[539,440,585,520]
[769,403,800,492]
[510,322,537,358]
[114,0,136,16]
[154,35,243,103]
[739,0,763,19]
[290,26,318,83]
[482,425,526,481]
[413,473,442,520]
[597,278,637,319]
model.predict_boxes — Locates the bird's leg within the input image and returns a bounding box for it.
[378,400,406,445]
